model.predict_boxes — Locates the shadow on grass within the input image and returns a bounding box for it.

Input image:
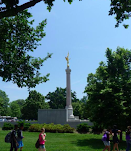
[119,140,127,150]
[71,139,127,150]
[71,138,103,149]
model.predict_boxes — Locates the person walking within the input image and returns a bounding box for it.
[17,123,24,151]
[126,126,131,151]
[102,129,111,151]
[38,128,46,151]
[10,124,18,151]
[112,125,121,151]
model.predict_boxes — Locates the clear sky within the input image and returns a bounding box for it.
[1,0,131,102]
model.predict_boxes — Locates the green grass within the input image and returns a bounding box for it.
[0,130,127,151]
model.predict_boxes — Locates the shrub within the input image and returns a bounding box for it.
[23,123,31,131]
[63,124,74,133]
[91,124,103,134]
[28,123,74,133]
[2,122,14,130]
[44,123,55,132]
[53,124,64,133]
[76,123,90,133]
[28,124,43,132]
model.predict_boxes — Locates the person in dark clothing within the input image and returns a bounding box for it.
[102,129,111,151]
[10,124,18,151]
[112,125,121,151]
[17,124,24,151]
[126,126,131,151]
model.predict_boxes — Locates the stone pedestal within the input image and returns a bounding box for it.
[66,106,74,121]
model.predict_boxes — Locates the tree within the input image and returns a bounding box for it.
[0,97,5,115]
[0,0,131,27]
[72,96,89,119]
[0,10,52,89]
[45,87,78,109]
[8,99,25,118]
[80,96,88,104]
[79,96,88,119]
[0,0,75,19]
[0,90,9,115]
[9,101,21,118]
[13,99,25,109]
[45,87,66,109]
[109,0,131,28]
[72,101,81,118]
[21,90,49,120]
[84,47,131,130]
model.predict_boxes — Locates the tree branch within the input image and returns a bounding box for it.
[0,0,43,19]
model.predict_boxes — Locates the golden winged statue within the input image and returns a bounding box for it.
[65,52,69,67]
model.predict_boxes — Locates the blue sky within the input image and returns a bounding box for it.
[1,0,131,102]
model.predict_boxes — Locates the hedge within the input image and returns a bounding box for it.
[28,123,74,133]
[76,123,90,133]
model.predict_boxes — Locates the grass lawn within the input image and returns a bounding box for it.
[0,130,127,151]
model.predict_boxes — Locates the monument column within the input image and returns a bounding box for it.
[66,66,72,108]
[65,53,74,120]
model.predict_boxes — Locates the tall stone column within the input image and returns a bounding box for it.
[65,66,74,120]
[66,66,72,108]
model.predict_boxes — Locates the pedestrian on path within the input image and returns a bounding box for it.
[17,123,24,151]
[112,125,121,151]
[10,124,18,151]
[38,128,46,151]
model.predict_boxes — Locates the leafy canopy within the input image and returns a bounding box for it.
[0,89,9,115]
[9,101,21,118]
[0,0,78,19]
[12,99,25,109]
[109,0,131,27]
[0,10,52,88]
[21,90,49,120]
[8,99,25,118]
[84,47,131,129]
[0,0,131,27]
[45,87,78,109]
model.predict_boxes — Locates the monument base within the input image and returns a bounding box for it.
[38,109,93,128]
[65,106,75,121]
